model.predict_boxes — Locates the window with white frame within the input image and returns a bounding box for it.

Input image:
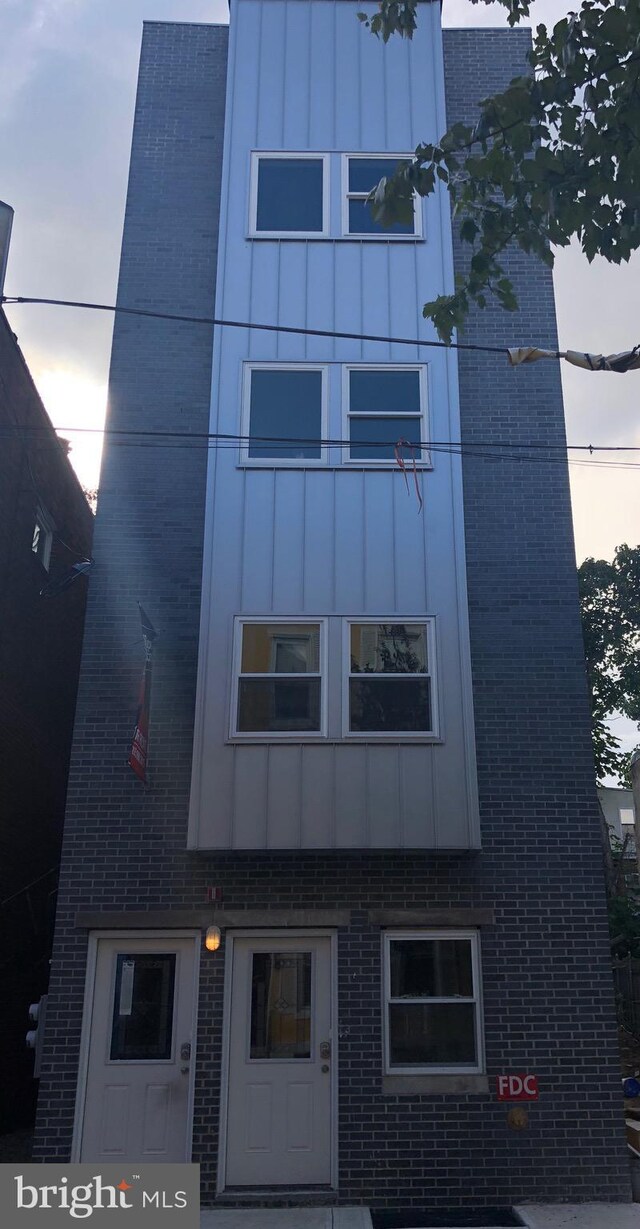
[384,932,483,1073]
[233,620,325,736]
[242,365,326,462]
[31,505,54,571]
[345,366,427,463]
[343,155,422,237]
[250,153,328,236]
[347,620,436,735]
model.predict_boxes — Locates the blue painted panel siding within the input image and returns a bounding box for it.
[188,0,479,849]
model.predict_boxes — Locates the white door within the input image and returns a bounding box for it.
[79,935,197,1162]
[224,935,333,1186]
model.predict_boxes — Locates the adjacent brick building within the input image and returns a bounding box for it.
[33,3,630,1212]
[0,307,93,1131]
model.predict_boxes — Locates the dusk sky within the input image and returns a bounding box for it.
[2,0,639,755]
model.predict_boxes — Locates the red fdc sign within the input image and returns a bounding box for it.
[496,1074,539,1101]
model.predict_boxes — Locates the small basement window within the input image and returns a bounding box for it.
[233,619,326,737]
[384,932,483,1074]
[347,620,436,736]
[251,153,328,236]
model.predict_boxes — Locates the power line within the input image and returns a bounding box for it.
[1,294,513,356]
[1,422,638,455]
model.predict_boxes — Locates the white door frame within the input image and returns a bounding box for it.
[71,929,201,1163]
[217,929,339,1193]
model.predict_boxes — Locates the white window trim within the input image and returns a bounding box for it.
[240,363,329,467]
[341,364,431,468]
[383,930,485,1076]
[230,616,329,741]
[249,151,330,239]
[32,504,54,571]
[342,617,439,740]
[341,153,423,240]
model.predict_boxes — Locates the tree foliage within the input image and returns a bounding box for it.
[578,544,640,784]
[358,0,640,340]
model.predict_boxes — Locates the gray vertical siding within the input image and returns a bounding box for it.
[188,0,479,850]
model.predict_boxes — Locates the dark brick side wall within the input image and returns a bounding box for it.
[34,20,629,1208]
[0,311,93,1129]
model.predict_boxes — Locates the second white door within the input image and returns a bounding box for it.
[224,935,333,1186]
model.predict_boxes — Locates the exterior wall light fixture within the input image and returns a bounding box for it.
[205,924,222,951]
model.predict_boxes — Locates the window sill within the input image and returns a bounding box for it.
[226,736,442,746]
[382,1073,488,1096]
[235,462,433,471]
[246,234,425,244]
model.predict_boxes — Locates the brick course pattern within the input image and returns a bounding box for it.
[33,21,630,1208]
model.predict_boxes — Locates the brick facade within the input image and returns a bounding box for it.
[33,19,630,1209]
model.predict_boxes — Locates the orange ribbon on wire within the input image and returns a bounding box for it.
[394,438,423,513]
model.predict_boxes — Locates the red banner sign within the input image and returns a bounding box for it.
[496,1074,539,1101]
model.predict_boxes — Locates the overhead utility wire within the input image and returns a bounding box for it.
[1,423,639,457]
[1,295,512,357]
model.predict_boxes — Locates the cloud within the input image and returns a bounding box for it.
[0,0,84,113]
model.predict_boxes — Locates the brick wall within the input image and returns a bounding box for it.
[33,20,630,1208]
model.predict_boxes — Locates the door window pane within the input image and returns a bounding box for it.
[250,952,312,1059]
[256,158,324,232]
[110,953,176,1061]
[248,369,323,460]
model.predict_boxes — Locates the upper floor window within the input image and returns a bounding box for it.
[345,366,428,464]
[32,505,54,571]
[347,620,435,736]
[242,365,327,463]
[384,932,484,1073]
[343,155,422,238]
[250,153,329,237]
[232,619,326,737]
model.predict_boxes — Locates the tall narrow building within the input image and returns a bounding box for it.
[34,1,629,1212]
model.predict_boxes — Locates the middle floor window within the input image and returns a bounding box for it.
[347,620,435,735]
[233,619,326,737]
[240,363,428,467]
[231,617,437,740]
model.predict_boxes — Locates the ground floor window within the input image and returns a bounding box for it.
[384,930,483,1073]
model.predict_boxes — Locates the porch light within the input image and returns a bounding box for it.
[205,925,222,952]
